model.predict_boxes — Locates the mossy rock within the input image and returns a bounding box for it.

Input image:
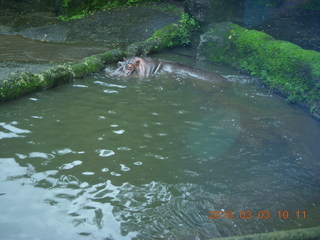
[0,72,46,100]
[198,22,320,119]
[127,13,199,55]
[0,48,125,102]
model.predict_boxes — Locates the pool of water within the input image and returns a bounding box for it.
[0,58,320,240]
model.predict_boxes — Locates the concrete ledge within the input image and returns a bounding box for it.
[0,49,124,102]
[212,226,320,240]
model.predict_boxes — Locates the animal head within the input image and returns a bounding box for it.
[111,57,141,76]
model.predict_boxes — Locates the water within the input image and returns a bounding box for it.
[1,60,320,239]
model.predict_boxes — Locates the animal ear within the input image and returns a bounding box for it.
[134,60,140,66]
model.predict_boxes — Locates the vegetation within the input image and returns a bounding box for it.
[146,13,199,51]
[199,22,320,118]
[125,12,199,56]
[0,49,124,102]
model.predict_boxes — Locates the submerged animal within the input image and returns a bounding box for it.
[110,57,227,82]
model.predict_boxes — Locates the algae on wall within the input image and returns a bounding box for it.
[197,22,320,119]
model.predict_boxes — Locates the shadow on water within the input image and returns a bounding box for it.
[0,55,320,240]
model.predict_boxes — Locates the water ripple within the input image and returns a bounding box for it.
[0,158,29,181]
[72,84,88,88]
[117,146,131,151]
[29,152,55,160]
[113,129,125,134]
[59,160,83,170]
[96,149,115,157]
[0,122,31,139]
[103,89,118,94]
[53,148,74,155]
[110,172,121,177]
[133,161,143,166]
[94,80,126,88]
[1,69,320,239]
[120,164,131,172]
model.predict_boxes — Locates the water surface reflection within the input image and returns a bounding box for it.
[0,70,320,239]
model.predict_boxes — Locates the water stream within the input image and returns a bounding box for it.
[0,55,320,240]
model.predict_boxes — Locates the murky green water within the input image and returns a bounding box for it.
[1,60,320,239]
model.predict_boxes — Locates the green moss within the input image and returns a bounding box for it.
[146,13,199,53]
[200,22,320,118]
[102,49,125,63]
[84,56,104,71]
[0,49,125,102]
[233,30,320,103]
[69,55,105,78]
[70,62,90,78]
[124,13,199,56]
[149,24,184,50]
[0,72,46,101]
[233,28,274,53]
